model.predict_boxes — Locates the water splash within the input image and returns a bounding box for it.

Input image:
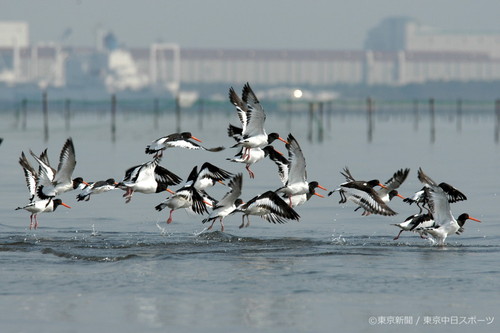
[90,224,100,237]
[330,229,346,245]
[155,222,171,236]
[192,227,209,237]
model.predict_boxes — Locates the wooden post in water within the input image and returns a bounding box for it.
[317,101,324,142]
[111,94,116,142]
[495,99,500,143]
[307,102,314,142]
[198,98,204,130]
[429,98,435,144]
[287,99,292,132]
[326,100,332,131]
[14,103,20,129]
[42,91,49,142]
[21,98,27,131]
[153,98,159,131]
[413,99,419,131]
[367,97,374,143]
[64,99,71,132]
[175,94,181,132]
[456,99,462,132]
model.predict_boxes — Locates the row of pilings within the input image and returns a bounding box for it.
[9,93,500,144]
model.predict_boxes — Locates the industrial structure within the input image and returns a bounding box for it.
[1,18,500,93]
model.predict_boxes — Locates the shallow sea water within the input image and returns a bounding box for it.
[0,106,499,332]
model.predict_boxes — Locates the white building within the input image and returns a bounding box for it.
[0,21,29,48]
[0,21,66,87]
[2,18,500,90]
[364,17,500,85]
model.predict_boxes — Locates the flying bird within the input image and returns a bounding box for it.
[350,168,409,216]
[234,191,300,229]
[227,145,283,179]
[193,162,233,193]
[29,137,87,199]
[155,166,208,224]
[330,168,396,216]
[228,83,287,160]
[202,173,244,232]
[117,157,181,203]
[288,181,326,208]
[392,213,434,240]
[76,178,118,201]
[275,133,327,206]
[413,168,480,245]
[145,132,224,157]
[16,152,71,229]
[193,162,233,208]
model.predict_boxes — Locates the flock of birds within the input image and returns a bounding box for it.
[14,83,481,246]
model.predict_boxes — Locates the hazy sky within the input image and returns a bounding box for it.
[2,0,500,49]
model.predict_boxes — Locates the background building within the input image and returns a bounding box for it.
[1,17,500,95]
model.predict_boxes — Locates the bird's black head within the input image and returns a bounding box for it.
[105,178,116,185]
[308,181,319,190]
[388,190,399,200]
[457,213,481,227]
[307,181,326,198]
[268,133,288,145]
[72,177,86,189]
[234,198,244,207]
[366,179,382,188]
[53,199,71,210]
[267,133,280,143]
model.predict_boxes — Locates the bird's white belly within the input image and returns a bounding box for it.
[290,194,307,207]
[245,206,269,216]
[125,181,156,194]
[242,135,267,148]
[165,196,191,210]
[282,183,308,196]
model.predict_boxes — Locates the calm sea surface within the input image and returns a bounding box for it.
[0,105,499,332]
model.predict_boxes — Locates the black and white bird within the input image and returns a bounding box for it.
[77,178,118,202]
[403,187,431,214]
[117,157,181,203]
[228,83,287,160]
[145,132,224,157]
[376,168,409,203]
[347,168,409,216]
[192,162,233,208]
[155,166,208,224]
[202,173,243,232]
[404,180,467,214]
[193,162,233,193]
[330,167,403,216]
[334,181,397,216]
[16,152,71,229]
[288,181,326,208]
[264,143,323,207]
[265,144,290,185]
[227,145,282,179]
[275,133,327,206]
[234,191,300,229]
[392,213,434,240]
[29,137,87,199]
[413,168,481,245]
[330,168,396,216]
